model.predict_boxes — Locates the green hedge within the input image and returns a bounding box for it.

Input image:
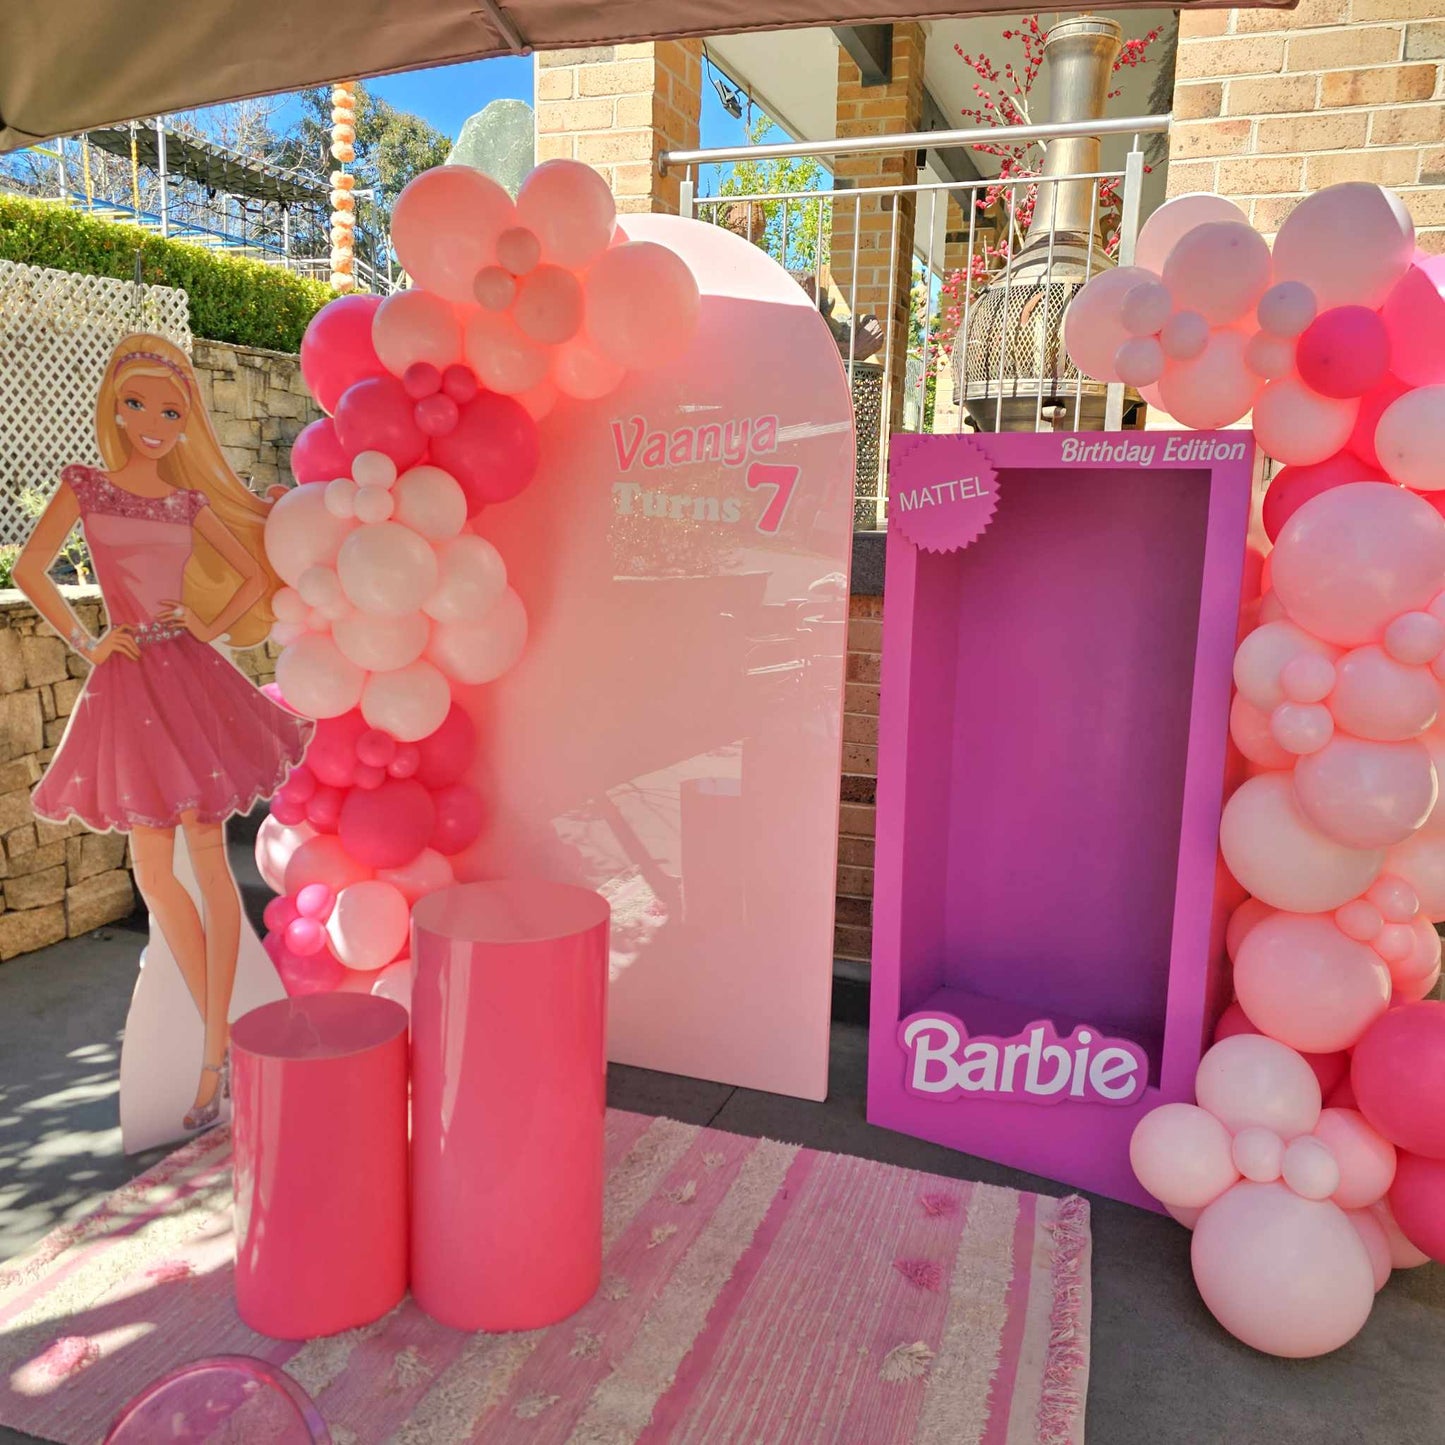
[0,195,332,352]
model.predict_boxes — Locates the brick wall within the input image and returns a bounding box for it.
[837,593,881,963]
[1169,0,1445,246]
[535,43,702,215]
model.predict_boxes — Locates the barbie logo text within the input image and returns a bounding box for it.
[899,1014,1147,1106]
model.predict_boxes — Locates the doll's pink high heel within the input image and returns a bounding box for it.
[183,1051,229,1132]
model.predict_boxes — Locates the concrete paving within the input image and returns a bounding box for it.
[1,897,1441,1444]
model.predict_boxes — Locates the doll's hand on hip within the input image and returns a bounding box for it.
[90,627,140,663]
[160,601,217,644]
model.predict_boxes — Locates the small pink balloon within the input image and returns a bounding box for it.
[1335,898,1384,943]
[1244,332,1295,381]
[1280,652,1336,704]
[1296,306,1391,400]
[304,784,343,833]
[1195,1033,1322,1139]
[1381,254,1445,386]
[430,782,485,856]
[1389,1150,1445,1262]
[1129,1103,1240,1209]
[1159,309,1209,361]
[1257,280,1318,340]
[1367,873,1420,921]
[1384,611,1445,665]
[388,743,421,779]
[584,241,701,371]
[1114,336,1165,388]
[1162,221,1273,325]
[1235,911,1392,1053]
[1190,1182,1375,1357]
[269,793,306,827]
[1351,1001,1445,1156]
[1234,620,1333,711]
[1374,922,1414,963]
[352,485,394,525]
[284,916,328,957]
[283,764,317,804]
[441,364,479,406]
[1232,1126,1285,1183]
[495,224,542,276]
[356,728,397,769]
[1375,385,1445,490]
[512,263,584,345]
[402,361,442,399]
[1329,645,1440,741]
[1281,1135,1342,1201]
[1270,701,1334,756]
[1230,694,1293,770]
[1314,1107,1397,1209]
[1294,735,1437,848]
[472,265,516,311]
[1120,280,1172,336]
[1391,916,1442,1001]
[1346,1207,1394,1290]
[263,895,300,932]
[295,882,336,921]
[1253,377,1358,468]
[414,392,460,437]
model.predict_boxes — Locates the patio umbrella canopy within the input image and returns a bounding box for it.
[3,0,1296,152]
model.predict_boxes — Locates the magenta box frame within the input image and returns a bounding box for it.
[866,431,1255,1209]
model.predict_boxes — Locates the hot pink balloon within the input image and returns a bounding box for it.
[584,241,701,371]
[1381,254,1445,386]
[333,376,428,472]
[338,777,437,870]
[274,941,347,998]
[1293,736,1437,849]
[263,894,300,933]
[283,833,373,897]
[403,362,442,399]
[1195,1034,1322,1139]
[429,782,484,856]
[516,159,617,270]
[442,364,479,406]
[1375,384,1445,490]
[1295,306,1391,400]
[300,293,385,415]
[1130,1103,1239,1209]
[1271,182,1415,312]
[285,916,327,957]
[388,743,421,779]
[269,791,306,827]
[1234,912,1391,1053]
[1350,1001,1445,1157]
[372,288,462,377]
[289,417,352,484]
[414,703,477,789]
[1328,646,1440,742]
[1261,453,1387,544]
[1313,1108,1397,1210]
[304,784,343,833]
[1388,1151,1445,1262]
[1253,377,1357,468]
[1270,482,1445,647]
[429,392,539,514]
[306,710,369,789]
[414,392,460,438]
[295,882,336,921]
[390,165,516,304]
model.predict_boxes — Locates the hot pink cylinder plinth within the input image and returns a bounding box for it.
[231,993,409,1339]
[410,880,610,1331]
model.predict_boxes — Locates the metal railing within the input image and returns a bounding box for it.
[663,114,1170,529]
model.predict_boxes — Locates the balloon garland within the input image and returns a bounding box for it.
[1067,181,1445,1357]
[260,159,700,1009]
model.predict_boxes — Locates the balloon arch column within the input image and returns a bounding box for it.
[1067,182,1445,1358]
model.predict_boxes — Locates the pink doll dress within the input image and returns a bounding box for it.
[31,464,311,833]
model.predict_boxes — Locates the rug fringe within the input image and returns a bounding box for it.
[1036,1193,1090,1445]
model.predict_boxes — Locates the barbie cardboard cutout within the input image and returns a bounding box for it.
[14,334,311,1150]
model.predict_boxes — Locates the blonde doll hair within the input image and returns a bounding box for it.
[95,334,279,648]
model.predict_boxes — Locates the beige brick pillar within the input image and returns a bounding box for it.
[534,42,702,215]
[1167,1,1445,248]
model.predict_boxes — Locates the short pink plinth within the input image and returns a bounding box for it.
[231,993,409,1340]
[410,880,610,1331]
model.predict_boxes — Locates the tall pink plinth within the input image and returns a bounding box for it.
[410,880,609,1331]
[231,993,409,1339]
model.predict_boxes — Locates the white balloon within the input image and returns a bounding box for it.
[337,522,440,618]
[393,465,468,539]
[255,816,316,893]
[327,880,410,972]
[264,482,355,585]
[423,533,508,622]
[1135,193,1250,277]
[427,587,528,685]
[274,634,366,718]
[361,659,452,741]
[333,610,431,672]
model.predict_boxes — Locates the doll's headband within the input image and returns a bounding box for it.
[114,350,191,395]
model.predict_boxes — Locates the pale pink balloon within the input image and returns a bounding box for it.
[360,659,452,742]
[495,224,541,276]
[1269,702,1334,757]
[1062,266,1159,381]
[324,478,357,520]
[472,265,516,311]
[1195,1034,1322,1139]
[390,165,516,304]
[275,634,365,719]
[370,959,414,1013]
[1271,483,1445,647]
[353,485,394,524]
[1345,1207,1393,1290]
[1384,610,1445,666]
[1120,280,1172,336]
[427,586,528,685]
[255,816,316,894]
[1162,221,1273,325]
[1114,336,1165,388]
[264,482,355,586]
[332,609,430,673]
[1368,870,1420,919]
[1280,651,1336,704]
[516,159,617,269]
[1230,694,1292,770]
[1387,830,1445,921]
[423,533,507,623]
[371,289,462,377]
[1259,591,1288,624]
[272,587,308,627]
[392,465,468,540]
[297,564,345,613]
[585,241,701,371]
[1391,915,1443,1001]
[1234,620,1334,711]
[1272,182,1415,312]
[1374,385,1445,490]
[553,336,626,399]
[1367,1195,1432,1268]
[377,847,455,905]
[1191,1182,1375,1357]
[1158,328,1261,429]
[1134,192,1249,276]
[1234,911,1391,1053]
[463,308,551,395]
[1314,1107,1397,1209]
[337,522,440,618]
[283,833,374,897]
[1159,309,1209,362]
[1334,898,1384,943]
[1130,1103,1240,1209]
[1244,332,1295,381]
[512,264,584,345]
[1281,1135,1341,1201]
[1256,280,1318,340]
[326,880,410,972]
[1329,646,1440,741]
[1220,773,1385,913]
[1226,898,1275,964]
[352,451,398,490]
[1166,1203,1202,1230]
[1293,736,1437,849]
[1253,377,1358,467]
[1232,1125,1285,1183]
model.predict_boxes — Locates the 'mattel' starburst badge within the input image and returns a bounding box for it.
[888,434,999,553]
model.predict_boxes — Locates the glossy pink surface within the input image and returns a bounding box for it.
[410,880,610,1331]
[231,993,409,1339]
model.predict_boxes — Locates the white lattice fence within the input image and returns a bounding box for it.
[0,261,191,546]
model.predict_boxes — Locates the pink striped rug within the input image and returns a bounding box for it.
[0,1113,1090,1444]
